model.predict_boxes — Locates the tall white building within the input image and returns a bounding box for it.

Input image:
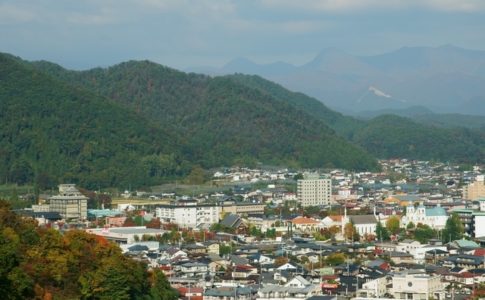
[297,174,331,207]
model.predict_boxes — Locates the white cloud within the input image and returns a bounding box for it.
[135,0,236,16]
[0,3,36,24]
[66,11,117,25]
[260,0,485,13]
[225,18,329,35]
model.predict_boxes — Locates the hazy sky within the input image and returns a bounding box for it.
[1,0,485,70]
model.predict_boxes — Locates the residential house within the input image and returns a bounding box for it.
[205,241,220,255]
[220,214,247,233]
[204,286,253,300]
[177,286,203,300]
[232,265,258,280]
[321,215,344,229]
[388,251,415,264]
[257,275,322,299]
[179,262,208,278]
[442,254,485,269]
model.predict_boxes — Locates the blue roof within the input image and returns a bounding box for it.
[426,207,447,217]
[88,209,122,217]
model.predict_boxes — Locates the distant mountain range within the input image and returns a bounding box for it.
[188,45,485,116]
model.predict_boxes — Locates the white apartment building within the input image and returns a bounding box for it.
[155,204,220,229]
[297,174,332,207]
[49,184,88,220]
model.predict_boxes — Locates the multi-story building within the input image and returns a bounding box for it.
[463,175,485,200]
[220,201,265,216]
[297,173,332,207]
[391,271,443,300]
[357,277,388,298]
[49,184,88,220]
[155,203,220,229]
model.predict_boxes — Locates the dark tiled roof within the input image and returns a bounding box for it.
[349,215,377,225]
[221,214,242,228]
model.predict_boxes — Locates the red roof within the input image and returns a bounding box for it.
[292,216,320,225]
[474,248,485,256]
[329,215,343,222]
[177,287,204,296]
[322,275,338,280]
[235,265,255,272]
[458,272,476,278]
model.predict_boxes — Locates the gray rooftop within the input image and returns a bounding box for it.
[349,215,377,224]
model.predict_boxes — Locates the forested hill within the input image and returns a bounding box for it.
[216,74,485,164]
[8,52,483,191]
[352,115,485,163]
[0,53,189,189]
[30,58,379,171]
[224,74,365,139]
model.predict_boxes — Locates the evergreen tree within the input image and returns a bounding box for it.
[376,221,390,241]
[442,213,464,243]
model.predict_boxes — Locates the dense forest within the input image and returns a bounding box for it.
[0,200,177,299]
[226,74,485,163]
[352,115,485,162]
[0,54,189,190]
[1,53,380,189]
[32,59,379,171]
[2,52,484,189]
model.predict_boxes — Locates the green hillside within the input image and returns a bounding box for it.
[352,115,485,162]
[219,74,485,163]
[0,53,187,189]
[412,113,485,129]
[224,74,365,139]
[31,59,379,171]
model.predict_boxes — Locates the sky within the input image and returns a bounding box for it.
[1,0,485,70]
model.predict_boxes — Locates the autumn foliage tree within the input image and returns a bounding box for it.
[146,218,161,229]
[0,200,177,300]
[344,222,360,241]
[274,256,289,267]
[386,216,401,235]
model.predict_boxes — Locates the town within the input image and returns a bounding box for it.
[14,159,485,300]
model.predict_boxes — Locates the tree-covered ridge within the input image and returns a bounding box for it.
[352,115,485,163]
[225,73,365,139]
[0,54,188,189]
[31,58,379,171]
[0,200,177,299]
[217,74,485,163]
